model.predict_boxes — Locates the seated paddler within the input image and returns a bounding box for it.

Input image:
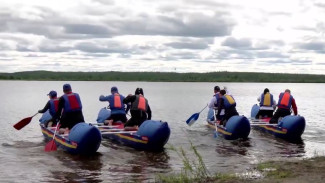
[53,84,85,134]
[99,86,128,126]
[38,90,59,127]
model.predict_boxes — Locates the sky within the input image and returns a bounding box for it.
[0,0,325,74]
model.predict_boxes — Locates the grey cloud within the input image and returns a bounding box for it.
[64,24,111,35]
[75,41,129,53]
[39,45,72,53]
[263,59,293,64]
[256,51,288,58]
[165,38,212,49]
[222,37,285,50]
[291,59,312,65]
[166,42,208,49]
[113,13,234,37]
[1,3,235,40]
[295,42,325,52]
[222,37,252,49]
[314,3,325,9]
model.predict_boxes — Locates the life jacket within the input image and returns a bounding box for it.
[49,98,59,116]
[108,93,125,112]
[222,94,236,109]
[260,93,274,107]
[131,94,148,112]
[62,92,82,113]
[277,92,293,109]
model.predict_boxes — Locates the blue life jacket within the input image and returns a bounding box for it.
[108,93,126,114]
[214,93,222,108]
[62,92,82,113]
[260,93,274,107]
[49,98,59,116]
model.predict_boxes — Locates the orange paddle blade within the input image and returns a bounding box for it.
[44,140,57,152]
[13,117,33,130]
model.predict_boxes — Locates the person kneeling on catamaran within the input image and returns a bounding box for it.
[255,88,276,119]
[99,86,128,126]
[208,86,225,122]
[53,84,85,134]
[216,89,239,126]
[269,89,298,124]
[123,88,151,129]
[38,90,59,127]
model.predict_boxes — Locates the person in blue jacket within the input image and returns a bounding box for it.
[216,89,239,126]
[99,86,128,125]
[53,84,85,133]
[38,90,59,127]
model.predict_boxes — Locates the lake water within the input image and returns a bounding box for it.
[1,81,325,182]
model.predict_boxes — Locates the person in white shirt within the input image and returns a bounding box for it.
[208,86,225,121]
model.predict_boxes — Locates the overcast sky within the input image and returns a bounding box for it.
[1,0,325,74]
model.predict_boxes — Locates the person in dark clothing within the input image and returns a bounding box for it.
[255,88,276,119]
[269,89,298,124]
[216,89,239,126]
[123,88,151,127]
[38,90,59,127]
[99,86,128,125]
[53,84,85,133]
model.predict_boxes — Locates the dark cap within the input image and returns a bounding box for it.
[63,84,72,91]
[111,86,118,93]
[47,90,57,98]
[135,88,144,95]
[214,86,220,91]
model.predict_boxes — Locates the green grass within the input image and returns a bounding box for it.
[156,142,239,183]
[257,162,292,179]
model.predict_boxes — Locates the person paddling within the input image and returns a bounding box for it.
[99,86,128,125]
[123,88,151,128]
[255,88,276,119]
[217,89,239,126]
[53,84,85,134]
[208,86,224,121]
[269,89,298,124]
[38,90,59,127]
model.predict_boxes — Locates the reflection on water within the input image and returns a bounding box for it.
[50,153,104,183]
[1,81,325,182]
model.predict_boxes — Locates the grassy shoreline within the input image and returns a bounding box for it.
[157,144,325,183]
[1,71,325,83]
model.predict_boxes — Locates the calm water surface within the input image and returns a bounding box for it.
[0,81,324,182]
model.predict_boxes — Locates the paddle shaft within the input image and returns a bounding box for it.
[31,112,39,118]
[199,104,209,114]
[101,131,137,135]
[250,123,279,126]
[50,122,60,144]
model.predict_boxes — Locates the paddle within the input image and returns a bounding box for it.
[250,123,279,126]
[13,112,39,130]
[44,122,60,152]
[186,104,208,126]
[101,131,138,135]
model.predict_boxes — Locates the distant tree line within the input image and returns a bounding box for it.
[0,71,324,83]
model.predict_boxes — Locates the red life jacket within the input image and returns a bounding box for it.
[62,92,82,112]
[131,95,148,112]
[278,92,293,109]
[49,98,59,116]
